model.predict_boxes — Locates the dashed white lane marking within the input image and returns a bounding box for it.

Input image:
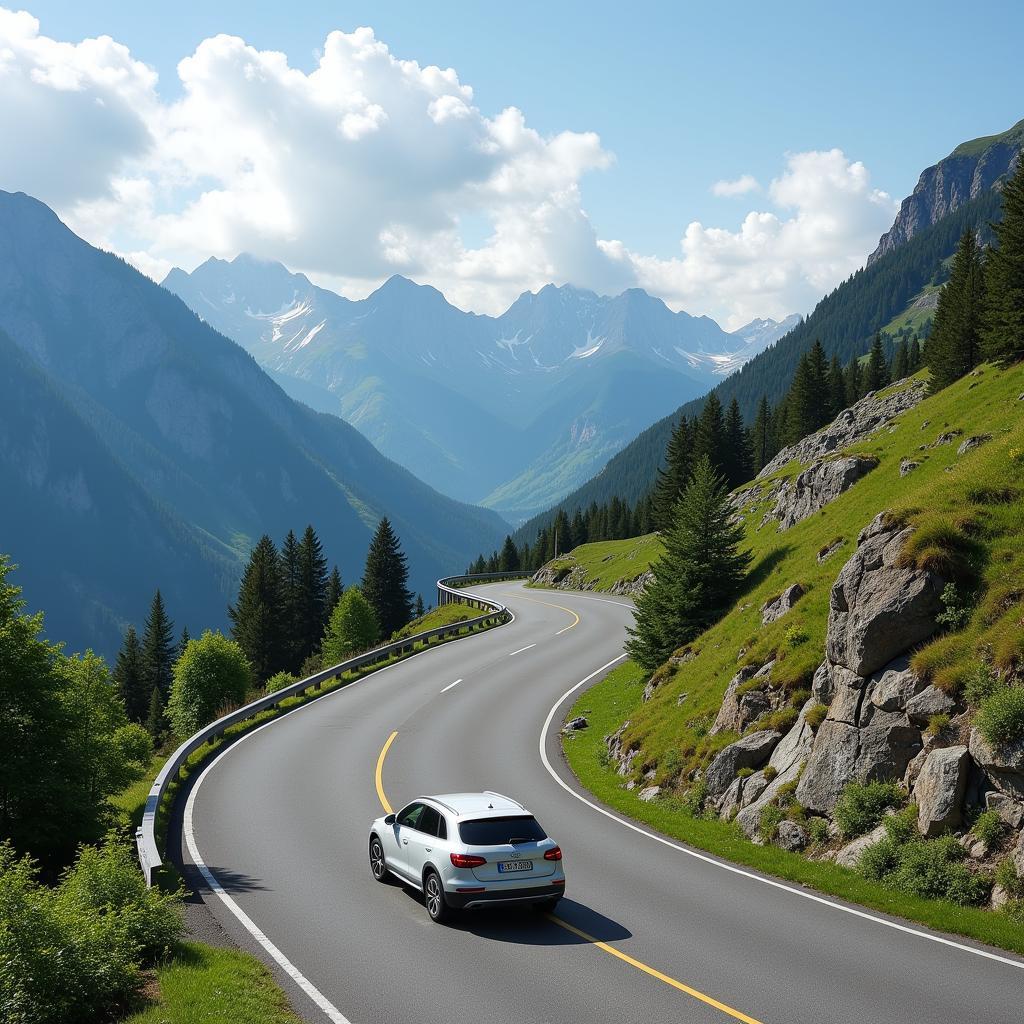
[508,643,537,657]
[539,657,1024,974]
[441,678,463,693]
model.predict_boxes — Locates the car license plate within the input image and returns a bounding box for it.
[497,860,533,873]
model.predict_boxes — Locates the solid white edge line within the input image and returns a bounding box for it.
[508,643,537,656]
[441,678,463,693]
[182,592,518,1023]
[539,656,1024,973]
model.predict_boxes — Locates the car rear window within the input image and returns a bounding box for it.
[458,815,547,846]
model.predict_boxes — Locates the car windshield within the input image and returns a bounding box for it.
[458,815,547,846]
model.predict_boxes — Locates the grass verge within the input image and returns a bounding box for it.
[562,661,1024,957]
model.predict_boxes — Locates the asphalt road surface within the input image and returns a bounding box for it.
[178,582,1024,1024]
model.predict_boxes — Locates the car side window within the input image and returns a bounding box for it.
[418,806,440,838]
[397,803,425,830]
[435,813,448,840]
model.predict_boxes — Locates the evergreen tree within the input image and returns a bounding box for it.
[113,625,146,724]
[865,333,889,392]
[652,416,693,531]
[750,396,773,472]
[361,517,414,638]
[891,338,909,381]
[723,397,751,487]
[177,626,190,661]
[908,336,922,373]
[499,535,521,572]
[141,590,175,702]
[321,587,380,664]
[228,534,284,683]
[295,525,329,666]
[844,356,863,405]
[626,456,751,672]
[692,393,727,477]
[983,159,1024,365]
[552,509,572,555]
[279,530,303,671]
[415,593,425,618]
[145,686,166,743]
[827,354,847,418]
[927,227,986,390]
[324,566,344,626]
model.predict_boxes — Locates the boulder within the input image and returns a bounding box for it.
[915,745,969,837]
[605,721,637,777]
[985,791,1024,831]
[835,823,888,869]
[775,820,808,852]
[991,883,1011,911]
[638,785,661,803]
[957,433,992,456]
[761,583,805,625]
[772,456,879,531]
[899,459,921,477]
[905,685,956,726]
[704,730,782,800]
[739,771,770,808]
[868,657,927,713]
[710,663,775,735]
[931,429,963,447]
[811,661,834,703]
[563,716,588,732]
[817,538,845,564]
[825,513,944,677]
[969,727,1024,801]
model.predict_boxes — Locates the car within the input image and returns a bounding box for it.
[368,792,565,923]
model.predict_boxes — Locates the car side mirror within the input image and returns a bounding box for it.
[384,813,396,826]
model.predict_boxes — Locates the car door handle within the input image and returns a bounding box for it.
[425,847,432,853]
[402,839,408,845]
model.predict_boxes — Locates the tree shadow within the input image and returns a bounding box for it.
[743,544,794,593]
[192,865,268,896]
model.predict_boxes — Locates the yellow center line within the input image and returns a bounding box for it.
[501,590,580,633]
[375,730,398,813]
[546,915,765,1024]
[372,730,762,1024]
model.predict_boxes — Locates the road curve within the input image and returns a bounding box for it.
[178,583,1023,1024]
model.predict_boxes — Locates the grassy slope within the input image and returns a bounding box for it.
[529,535,662,593]
[559,362,1024,952]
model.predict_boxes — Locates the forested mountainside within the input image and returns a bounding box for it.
[0,191,505,656]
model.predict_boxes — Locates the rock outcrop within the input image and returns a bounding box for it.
[770,457,878,531]
[710,662,778,735]
[915,746,969,837]
[968,728,1024,801]
[704,731,782,802]
[761,583,804,624]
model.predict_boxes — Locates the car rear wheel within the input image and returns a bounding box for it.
[369,836,389,882]
[424,870,450,924]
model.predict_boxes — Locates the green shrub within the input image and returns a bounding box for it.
[975,687,1024,745]
[925,713,951,737]
[834,781,904,839]
[264,671,296,694]
[963,662,1001,707]
[681,780,708,816]
[888,836,990,906]
[784,625,809,648]
[935,582,974,631]
[167,631,253,738]
[806,816,830,846]
[883,805,919,844]
[972,809,1005,848]
[858,836,900,879]
[736,766,755,779]
[758,803,784,841]
[995,858,1024,899]
[805,703,829,730]
[762,765,778,783]
[760,706,798,734]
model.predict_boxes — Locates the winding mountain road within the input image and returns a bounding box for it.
[177,583,1023,1024]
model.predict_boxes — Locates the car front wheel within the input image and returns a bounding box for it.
[369,836,389,882]
[424,870,450,924]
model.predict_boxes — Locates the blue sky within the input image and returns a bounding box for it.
[7,1,1024,324]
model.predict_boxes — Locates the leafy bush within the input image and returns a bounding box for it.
[834,781,904,839]
[935,582,974,631]
[736,766,755,779]
[972,810,1005,848]
[858,836,900,879]
[805,703,829,730]
[0,836,182,1024]
[784,625,809,648]
[264,671,297,694]
[859,833,990,906]
[762,765,779,783]
[995,858,1024,898]
[167,631,252,738]
[806,816,830,846]
[963,662,1001,706]
[758,804,784,841]
[759,706,798,734]
[975,687,1024,745]
[883,805,919,844]
[681,780,708,816]
[321,587,380,664]
[925,713,951,737]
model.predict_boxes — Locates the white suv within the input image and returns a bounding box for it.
[368,792,565,923]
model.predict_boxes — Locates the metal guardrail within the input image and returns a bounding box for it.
[136,572,529,885]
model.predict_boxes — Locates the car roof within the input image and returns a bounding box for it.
[418,792,529,819]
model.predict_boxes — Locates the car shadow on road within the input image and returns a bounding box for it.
[400,889,631,945]
[195,865,268,895]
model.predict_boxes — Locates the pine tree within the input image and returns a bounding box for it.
[499,535,521,572]
[552,509,572,555]
[113,626,146,724]
[279,530,303,670]
[865,333,889,392]
[908,336,922,373]
[723,397,751,488]
[362,518,414,638]
[827,353,847,418]
[891,338,910,381]
[295,525,329,666]
[983,160,1024,365]
[692,393,727,478]
[626,456,751,672]
[927,227,986,390]
[141,590,175,701]
[324,566,344,627]
[177,626,190,661]
[415,593,425,618]
[652,416,693,531]
[145,686,166,742]
[844,356,863,405]
[750,396,773,472]
[228,534,284,683]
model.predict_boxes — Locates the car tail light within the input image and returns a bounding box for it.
[544,846,562,861]
[451,852,487,868]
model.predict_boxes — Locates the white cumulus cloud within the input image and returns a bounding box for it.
[0,10,899,326]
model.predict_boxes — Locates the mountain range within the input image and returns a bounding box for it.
[513,118,1023,543]
[0,191,506,657]
[164,258,798,520]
